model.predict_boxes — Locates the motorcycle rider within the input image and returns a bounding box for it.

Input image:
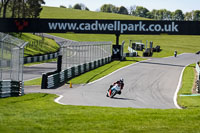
[174,50,177,57]
[107,78,124,96]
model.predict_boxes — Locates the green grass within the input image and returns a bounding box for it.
[12,33,59,57]
[24,78,42,86]
[178,64,200,109]
[0,94,200,132]
[41,6,149,20]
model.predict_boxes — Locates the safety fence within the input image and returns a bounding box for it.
[0,32,27,98]
[61,41,112,69]
[196,63,200,93]
[41,41,112,89]
[42,56,112,89]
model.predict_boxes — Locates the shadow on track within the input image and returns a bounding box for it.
[140,61,185,67]
[112,97,135,101]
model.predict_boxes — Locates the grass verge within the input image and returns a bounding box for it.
[178,64,200,109]
[12,33,59,57]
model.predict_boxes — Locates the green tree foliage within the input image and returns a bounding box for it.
[73,3,81,10]
[150,9,172,20]
[184,12,193,21]
[27,0,45,18]
[133,6,150,18]
[100,4,128,14]
[100,4,116,13]
[172,9,184,20]
[193,10,200,21]
[60,5,66,8]
[73,3,90,11]
[0,0,45,18]
[118,6,128,15]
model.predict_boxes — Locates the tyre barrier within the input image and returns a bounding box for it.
[0,81,24,98]
[143,48,153,57]
[41,56,112,89]
[153,45,161,52]
[196,80,200,93]
[24,51,59,64]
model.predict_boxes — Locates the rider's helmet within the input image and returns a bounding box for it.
[119,78,124,83]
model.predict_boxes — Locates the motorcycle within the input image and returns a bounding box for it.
[106,84,121,98]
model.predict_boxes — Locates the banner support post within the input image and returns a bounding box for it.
[116,34,120,45]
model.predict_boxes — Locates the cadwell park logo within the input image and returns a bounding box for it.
[14,20,29,31]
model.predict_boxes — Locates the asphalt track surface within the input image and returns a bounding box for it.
[25,53,200,109]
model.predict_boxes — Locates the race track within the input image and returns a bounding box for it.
[25,53,200,109]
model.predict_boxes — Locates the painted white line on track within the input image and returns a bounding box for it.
[162,53,190,59]
[173,67,185,109]
[54,95,65,105]
[88,59,151,85]
[24,77,41,81]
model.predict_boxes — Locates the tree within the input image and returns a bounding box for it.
[151,9,159,19]
[27,0,45,18]
[118,6,128,15]
[0,0,4,17]
[73,3,81,10]
[172,9,184,20]
[134,6,150,18]
[100,4,117,13]
[0,0,45,18]
[60,5,66,8]
[2,0,11,18]
[157,9,172,20]
[73,3,89,11]
[129,5,136,15]
[184,11,193,21]
[193,10,200,21]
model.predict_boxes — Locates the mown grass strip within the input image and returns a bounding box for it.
[178,64,200,109]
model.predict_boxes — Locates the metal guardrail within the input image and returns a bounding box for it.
[24,51,59,64]
[41,56,112,89]
[196,63,200,93]
[0,81,23,98]
[196,63,200,79]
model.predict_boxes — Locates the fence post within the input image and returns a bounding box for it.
[41,74,48,89]
[57,55,62,72]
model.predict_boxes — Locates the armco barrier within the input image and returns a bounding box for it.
[196,63,200,80]
[41,56,112,89]
[196,63,200,93]
[24,51,59,64]
[0,80,24,98]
